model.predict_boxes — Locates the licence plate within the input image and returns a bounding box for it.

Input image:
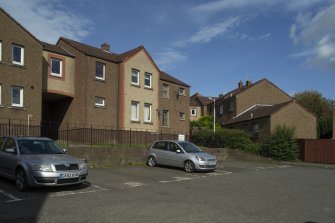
[60,173,79,178]
[209,162,216,166]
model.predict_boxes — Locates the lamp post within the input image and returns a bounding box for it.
[209,97,216,133]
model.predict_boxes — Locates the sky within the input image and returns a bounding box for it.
[1,0,334,100]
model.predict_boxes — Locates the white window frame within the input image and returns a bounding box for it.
[94,96,105,107]
[12,44,24,66]
[51,58,63,77]
[144,72,152,88]
[179,112,186,120]
[131,69,140,85]
[252,123,259,137]
[162,110,169,127]
[11,86,23,107]
[191,108,197,117]
[131,101,139,121]
[162,84,169,98]
[0,41,2,62]
[144,103,152,123]
[95,62,105,80]
[178,87,185,96]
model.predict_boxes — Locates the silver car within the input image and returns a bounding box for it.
[0,136,88,192]
[147,140,218,172]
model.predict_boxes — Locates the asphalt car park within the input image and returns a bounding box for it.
[0,161,335,223]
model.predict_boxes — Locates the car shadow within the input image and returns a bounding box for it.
[150,164,215,173]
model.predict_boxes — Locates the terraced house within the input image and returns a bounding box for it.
[0,7,190,135]
[207,79,317,140]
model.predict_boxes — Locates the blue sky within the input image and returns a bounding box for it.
[2,0,334,99]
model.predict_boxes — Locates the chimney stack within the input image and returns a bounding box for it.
[101,42,110,52]
[238,80,243,89]
[246,80,252,87]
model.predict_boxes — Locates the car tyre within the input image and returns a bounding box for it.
[16,167,30,192]
[147,156,157,167]
[184,160,195,173]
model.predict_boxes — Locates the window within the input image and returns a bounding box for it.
[144,103,152,123]
[144,72,152,88]
[179,112,186,120]
[96,62,105,80]
[178,87,185,96]
[219,105,224,115]
[131,69,139,85]
[153,141,168,150]
[191,108,197,117]
[11,86,23,107]
[162,110,169,127]
[51,58,62,77]
[131,101,139,121]
[12,44,24,65]
[162,84,169,98]
[94,96,105,107]
[252,123,259,137]
[229,101,234,112]
[0,41,2,62]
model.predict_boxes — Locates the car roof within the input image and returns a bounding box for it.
[1,136,52,141]
[154,140,189,144]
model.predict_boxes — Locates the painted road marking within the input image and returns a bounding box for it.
[51,184,108,197]
[256,165,292,170]
[124,182,146,187]
[0,189,23,203]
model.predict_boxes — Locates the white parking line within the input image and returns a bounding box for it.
[124,182,146,187]
[51,184,108,197]
[255,165,292,171]
[0,189,23,203]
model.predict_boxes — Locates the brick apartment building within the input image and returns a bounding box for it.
[0,7,190,135]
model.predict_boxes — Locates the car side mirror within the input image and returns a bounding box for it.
[62,148,67,153]
[5,148,16,154]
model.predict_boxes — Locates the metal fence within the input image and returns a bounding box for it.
[0,119,189,148]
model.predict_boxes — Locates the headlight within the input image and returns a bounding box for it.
[195,155,206,161]
[33,164,53,172]
[79,161,87,170]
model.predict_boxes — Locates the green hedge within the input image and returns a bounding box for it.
[191,129,253,151]
[261,125,299,161]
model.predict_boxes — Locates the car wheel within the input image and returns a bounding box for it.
[184,160,195,173]
[147,156,157,167]
[16,168,30,192]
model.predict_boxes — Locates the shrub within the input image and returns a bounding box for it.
[191,128,253,150]
[261,125,299,161]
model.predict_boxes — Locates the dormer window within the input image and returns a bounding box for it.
[51,58,62,77]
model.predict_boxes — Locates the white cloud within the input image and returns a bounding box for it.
[259,33,271,40]
[290,3,335,69]
[1,0,92,43]
[174,17,242,47]
[155,49,187,69]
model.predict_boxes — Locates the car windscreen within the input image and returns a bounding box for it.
[18,140,65,155]
[179,142,203,153]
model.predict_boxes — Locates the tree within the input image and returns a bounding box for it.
[293,90,333,138]
[190,116,221,130]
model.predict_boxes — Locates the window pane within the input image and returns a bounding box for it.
[51,59,61,76]
[96,62,105,79]
[131,101,139,121]
[11,87,23,107]
[179,88,185,96]
[162,84,169,98]
[95,97,105,106]
[131,69,139,84]
[12,45,22,63]
[144,73,151,87]
[144,104,151,122]
[162,110,169,126]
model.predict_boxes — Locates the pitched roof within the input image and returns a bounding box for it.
[225,101,293,125]
[0,7,42,45]
[160,71,190,87]
[216,79,291,103]
[41,41,75,57]
[190,93,214,107]
[58,37,143,63]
